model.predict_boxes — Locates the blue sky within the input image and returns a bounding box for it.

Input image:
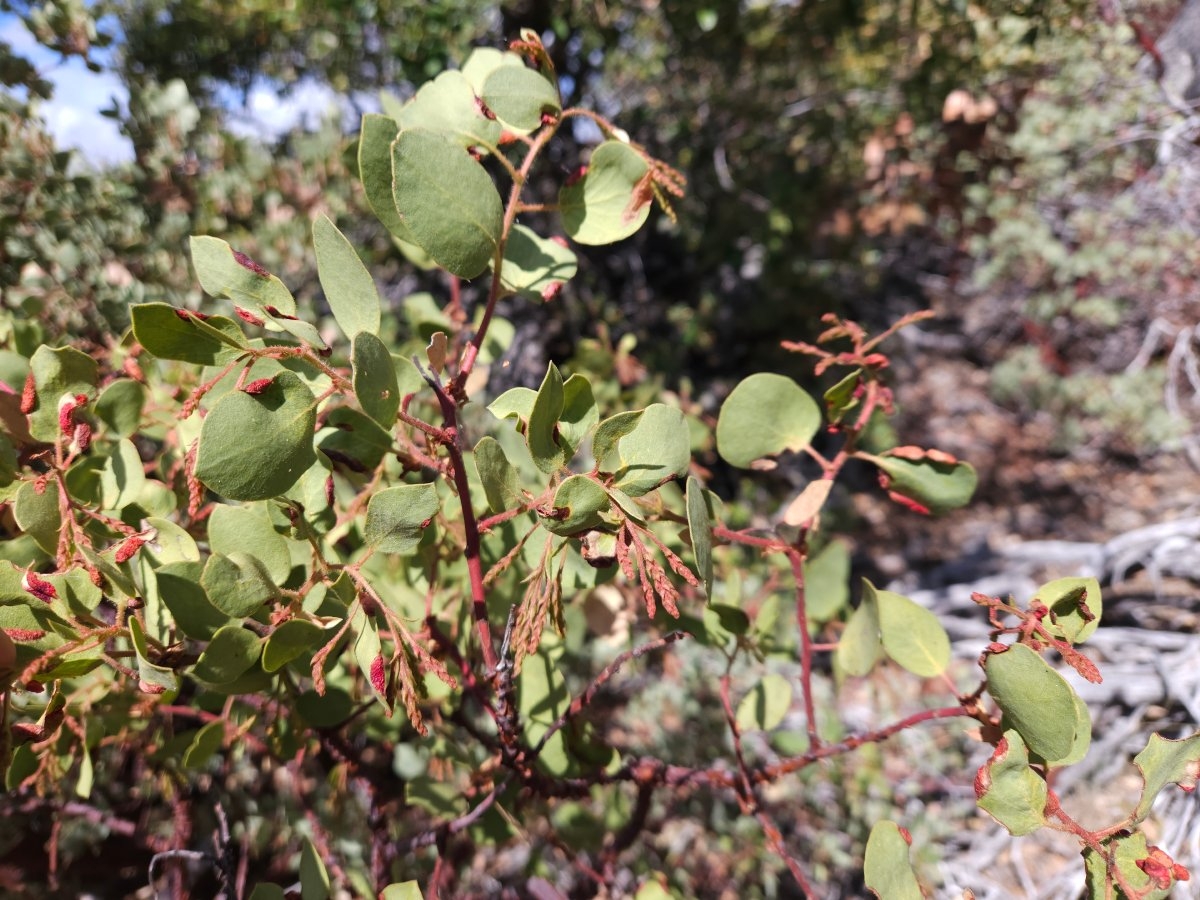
[0,14,130,165]
[0,13,350,168]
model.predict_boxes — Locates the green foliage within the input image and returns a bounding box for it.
[0,15,1196,900]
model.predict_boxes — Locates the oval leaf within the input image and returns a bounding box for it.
[494,224,577,300]
[352,332,401,428]
[263,619,326,673]
[201,552,276,618]
[357,114,411,241]
[686,476,714,598]
[395,70,503,151]
[836,598,881,678]
[313,214,381,338]
[869,448,977,515]
[473,436,523,514]
[984,643,1078,762]
[130,303,247,366]
[736,673,793,732]
[716,373,821,469]
[194,372,318,502]
[1034,576,1102,644]
[864,820,924,900]
[481,65,561,132]
[391,129,503,279]
[870,581,951,677]
[1133,732,1200,822]
[600,404,690,497]
[28,345,98,442]
[189,235,298,317]
[364,483,440,554]
[559,141,652,246]
[804,540,850,622]
[207,503,292,585]
[191,624,262,686]
[544,475,609,536]
[975,730,1049,836]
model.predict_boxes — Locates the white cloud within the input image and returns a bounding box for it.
[0,16,132,166]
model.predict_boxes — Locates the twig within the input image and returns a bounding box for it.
[532,631,687,757]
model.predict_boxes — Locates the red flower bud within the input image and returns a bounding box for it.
[73,421,92,453]
[22,569,57,603]
[115,535,146,563]
[19,371,36,414]
[369,654,387,695]
[242,378,273,395]
[5,628,45,641]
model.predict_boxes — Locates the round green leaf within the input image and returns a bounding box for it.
[716,373,821,469]
[156,561,229,640]
[494,224,577,300]
[864,820,924,900]
[544,475,610,536]
[207,503,292,585]
[191,624,262,686]
[262,619,326,673]
[201,552,276,618]
[395,70,503,150]
[870,581,951,677]
[984,643,1078,762]
[143,516,201,565]
[95,379,146,438]
[28,344,97,442]
[1034,576,1102,644]
[352,331,401,428]
[194,372,318,501]
[364,483,440,553]
[736,673,793,732]
[460,46,523,93]
[391,129,503,279]
[559,140,651,246]
[14,478,60,538]
[598,404,691,497]
[481,65,560,132]
[317,406,393,474]
[313,213,382,338]
[975,730,1048,836]
[99,438,145,511]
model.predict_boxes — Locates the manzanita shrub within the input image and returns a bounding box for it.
[1,30,1198,899]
